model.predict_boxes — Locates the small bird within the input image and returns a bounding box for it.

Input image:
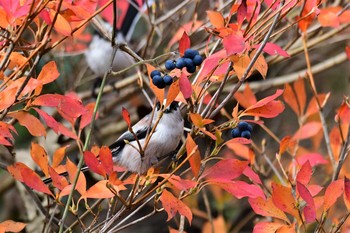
[110,101,184,174]
[43,101,183,184]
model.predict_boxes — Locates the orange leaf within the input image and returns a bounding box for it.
[30,142,49,177]
[248,197,289,222]
[0,87,17,111]
[234,84,257,109]
[48,166,69,191]
[5,52,27,69]
[165,79,180,108]
[323,179,343,211]
[279,136,296,155]
[0,220,26,233]
[49,10,72,36]
[293,78,306,115]
[35,61,60,95]
[8,111,46,137]
[206,10,225,28]
[7,162,28,182]
[146,64,164,103]
[66,158,86,195]
[52,146,68,168]
[186,134,201,177]
[202,216,226,233]
[253,52,268,79]
[283,84,299,116]
[81,180,115,199]
[160,189,192,224]
[344,177,350,210]
[292,122,322,140]
[271,182,299,220]
[189,113,214,128]
[232,53,251,80]
[121,107,131,127]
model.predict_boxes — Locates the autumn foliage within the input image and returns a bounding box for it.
[0,0,350,233]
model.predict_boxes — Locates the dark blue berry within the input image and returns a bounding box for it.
[165,60,176,70]
[241,130,251,139]
[152,75,164,88]
[150,70,161,78]
[163,75,173,85]
[238,121,250,131]
[184,49,199,59]
[193,55,203,66]
[176,58,185,69]
[184,58,194,67]
[247,124,253,132]
[186,64,196,73]
[231,128,241,138]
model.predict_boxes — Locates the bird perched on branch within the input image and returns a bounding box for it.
[43,101,183,184]
[85,0,147,77]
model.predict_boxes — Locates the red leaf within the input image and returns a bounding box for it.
[80,102,96,129]
[0,121,16,146]
[253,222,286,233]
[344,177,350,210]
[271,183,299,219]
[247,89,283,109]
[48,166,69,191]
[346,46,350,60]
[160,189,192,224]
[122,107,131,127]
[83,151,106,177]
[296,153,328,167]
[0,220,26,233]
[168,21,203,48]
[179,72,193,99]
[292,122,322,140]
[297,181,316,223]
[201,159,249,181]
[158,174,197,191]
[179,31,190,55]
[254,42,289,57]
[100,146,113,175]
[34,108,78,139]
[30,142,49,177]
[318,7,341,28]
[324,179,343,211]
[214,180,265,199]
[297,0,319,32]
[186,134,201,177]
[248,197,289,222]
[8,111,46,137]
[223,33,246,55]
[206,10,225,28]
[244,100,285,118]
[296,161,312,185]
[243,166,262,184]
[9,162,53,196]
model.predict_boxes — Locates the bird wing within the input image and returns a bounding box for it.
[109,113,154,157]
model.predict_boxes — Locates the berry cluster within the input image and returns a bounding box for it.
[165,49,203,74]
[150,49,203,89]
[231,121,253,139]
[150,70,173,89]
